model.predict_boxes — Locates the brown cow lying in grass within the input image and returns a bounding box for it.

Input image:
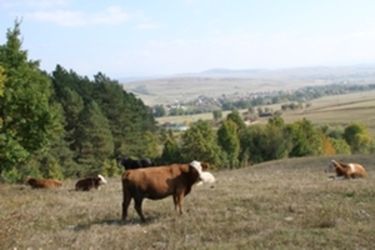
[26,177,63,189]
[326,159,368,179]
[121,160,215,222]
[75,174,107,191]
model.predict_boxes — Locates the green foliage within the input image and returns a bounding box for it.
[153,104,166,117]
[75,101,114,174]
[161,131,182,164]
[0,66,5,97]
[286,118,323,157]
[181,120,223,167]
[0,21,62,177]
[343,123,373,153]
[217,120,240,168]
[330,138,351,155]
[101,159,121,177]
[226,110,246,131]
[50,66,157,177]
[213,110,223,121]
[37,155,64,180]
[142,131,160,159]
[0,166,20,183]
[239,120,289,164]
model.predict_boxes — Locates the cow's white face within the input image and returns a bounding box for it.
[98,174,107,184]
[190,160,216,185]
[190,160,203,173]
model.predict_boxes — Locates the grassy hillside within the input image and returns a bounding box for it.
[1,155,374,249]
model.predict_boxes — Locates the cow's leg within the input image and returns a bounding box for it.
[173,194,178,211]
[134,197,146,222]
[122,188,132,221]
[176,192,185,214]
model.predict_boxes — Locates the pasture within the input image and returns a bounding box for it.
[1,155,374,249]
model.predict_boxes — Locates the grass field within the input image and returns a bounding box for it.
[157,90,375,135]
[1,155,374,249]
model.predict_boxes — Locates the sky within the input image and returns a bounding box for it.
[1,0,375,78]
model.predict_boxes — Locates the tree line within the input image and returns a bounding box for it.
[160,111,374,169]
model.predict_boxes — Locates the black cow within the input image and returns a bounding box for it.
[118,156,153,170]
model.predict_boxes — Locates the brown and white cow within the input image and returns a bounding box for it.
[75,174,107,191]
[121,160,215,222]
[26,177,63,189]
[326,159,368,179]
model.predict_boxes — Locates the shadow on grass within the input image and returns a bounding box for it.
[72,214,164,231]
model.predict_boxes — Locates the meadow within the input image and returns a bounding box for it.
[1,155,374,249]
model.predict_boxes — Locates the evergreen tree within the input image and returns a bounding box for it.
[75,100,114,175]
[92,72,156,156]
[0,21,61,179]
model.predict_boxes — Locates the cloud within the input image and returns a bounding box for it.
[25,5,129,27]
[135,21,159,30]
[1,0,68,9]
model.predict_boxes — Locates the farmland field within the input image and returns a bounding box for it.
[157,90,375,135]
[1,155,374,249]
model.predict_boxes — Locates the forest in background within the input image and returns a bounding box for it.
[0,22,157,182]
[1,22,374,183]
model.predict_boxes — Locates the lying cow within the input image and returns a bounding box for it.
[121,160,215,222]
[326,159,368,179]
[75,174,107,191]
[26,177,63,189]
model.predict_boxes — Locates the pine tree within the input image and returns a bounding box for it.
[75,100,114,175]
[0,21,61,179]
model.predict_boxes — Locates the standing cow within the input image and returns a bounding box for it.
[121,160,215,222]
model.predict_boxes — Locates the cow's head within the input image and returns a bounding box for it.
[98,174,108,184]
[325,160,337,173]
[189,160,216,185]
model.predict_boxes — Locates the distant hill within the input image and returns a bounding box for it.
[120,65,375,106]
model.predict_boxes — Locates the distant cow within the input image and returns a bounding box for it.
[118,156,153,170]
[26,177,63,189]
[75,174,108,191]
[121,160,215,222]
[326,159,368,179]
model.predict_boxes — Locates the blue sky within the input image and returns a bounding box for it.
[1,0,375,78]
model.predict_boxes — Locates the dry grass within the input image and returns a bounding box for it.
[1,155,374,249]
